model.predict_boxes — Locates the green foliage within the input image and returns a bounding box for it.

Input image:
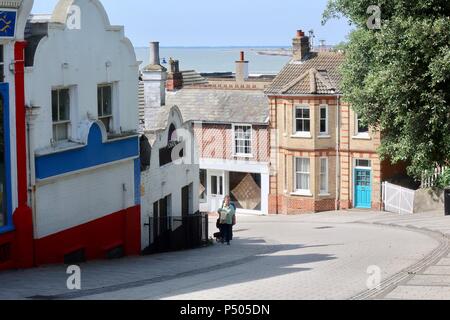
[436,169,450,189]
[323,0,450,179]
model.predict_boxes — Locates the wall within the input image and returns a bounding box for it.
[140,108,199,249]
[194,123,270,163]
[268,95,383,214]
[25,0,140,151]
[35,160,135,239]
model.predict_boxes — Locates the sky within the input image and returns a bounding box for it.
[31,0,352,47]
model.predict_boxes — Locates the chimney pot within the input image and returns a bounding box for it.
[240,51,245,61]
[149,41,160,65]
[296,30,305,38]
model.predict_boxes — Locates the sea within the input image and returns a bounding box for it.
[134,47,291,75]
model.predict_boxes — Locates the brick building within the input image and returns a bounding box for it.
[266,30,386,214]
[154,51,273,215]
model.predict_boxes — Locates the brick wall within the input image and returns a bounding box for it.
[268,96,383,214]
[194,123,270,162]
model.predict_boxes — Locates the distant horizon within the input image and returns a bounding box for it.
[32,0,351,48]
[134,45,337,49]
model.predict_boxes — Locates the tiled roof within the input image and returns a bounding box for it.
[138,87,270,131]
[166,88,269,125]
[265,52,345,95]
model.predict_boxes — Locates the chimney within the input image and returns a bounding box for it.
[141,41,168,130]
[235,51,249,82]
[149,41,160,65]
[292,29,310,61]
[166,58,183,91]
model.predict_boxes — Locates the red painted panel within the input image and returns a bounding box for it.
[0,231,15,271]
[34,206,141,266]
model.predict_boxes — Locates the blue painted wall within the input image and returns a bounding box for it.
[0,83,14,234]
[35,123,139,180]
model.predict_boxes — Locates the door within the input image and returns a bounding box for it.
[207,170,226,212]
[182,185,190,217]
[354,169,372,208]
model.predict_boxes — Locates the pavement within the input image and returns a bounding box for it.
[0,210,449,300]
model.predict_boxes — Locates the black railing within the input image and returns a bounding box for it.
[143,212,209,255]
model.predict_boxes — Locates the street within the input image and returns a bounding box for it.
[1,211,448,300]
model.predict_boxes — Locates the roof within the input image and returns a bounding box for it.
[138,86,269,131]
[265,52,345,95]
[166,88,269,125]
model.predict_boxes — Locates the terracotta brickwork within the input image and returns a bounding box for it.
[193,123,270,162]
[268,96,383,214]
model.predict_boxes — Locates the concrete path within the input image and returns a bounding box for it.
[0,211,446,300]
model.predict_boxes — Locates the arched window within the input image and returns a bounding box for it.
[168,123,177,145]
[139,135,151,172]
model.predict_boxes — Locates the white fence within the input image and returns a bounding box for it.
[421,166,448,188]
[382,182,415,214]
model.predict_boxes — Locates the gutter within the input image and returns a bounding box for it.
[335,94,341,211]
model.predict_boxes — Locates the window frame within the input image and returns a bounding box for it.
[319,104,329,136]
[319,157,329,195]
[97,83,114,133]
[232,124,253,157]
[294,157,311,194]
[356,113,369,135]
[51,87,71,142]
[293,105,311,137]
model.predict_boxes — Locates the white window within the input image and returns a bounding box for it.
[295,157,310,192]
[98,84,113,133]
[294,106,310,134]
[355,159,372,168]
[319,105,328,135]
[233,124,252,156]
[320,157,329,194]
[52,88,70,142]
[356,114,369,134]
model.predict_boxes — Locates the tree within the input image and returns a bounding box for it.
[323,0,450,179]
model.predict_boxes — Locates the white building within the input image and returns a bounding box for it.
[139,42,200,252]
[23,0,141,265]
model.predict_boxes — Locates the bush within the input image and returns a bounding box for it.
[436,169,450,189]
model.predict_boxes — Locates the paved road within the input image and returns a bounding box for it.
[0,212,442,300]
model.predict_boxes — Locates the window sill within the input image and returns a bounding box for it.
[290,191,313,197]
[319,193,331,197]
[291,133,312,139]
[352,133,371,140]
[233,154,253,159]
[318,135,331,139]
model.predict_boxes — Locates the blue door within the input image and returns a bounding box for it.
[354,169,372,209]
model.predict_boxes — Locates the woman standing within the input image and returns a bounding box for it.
[218,195,236,245]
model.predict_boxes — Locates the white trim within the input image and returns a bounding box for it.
[290,191,313,197]
[319,157,329,194]
[352,133,371,140]
[355,113,369,136]
[294,157,311,194]
[291,132,312,139]
[232,123,253,157]
[293,104,311,136]
[319,104,329,136]
[200,158,270,174]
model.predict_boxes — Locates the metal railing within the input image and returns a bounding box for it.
[143,212,209,255]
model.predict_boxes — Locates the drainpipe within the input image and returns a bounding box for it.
[13,40,34,268]
[335,94,341,211]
